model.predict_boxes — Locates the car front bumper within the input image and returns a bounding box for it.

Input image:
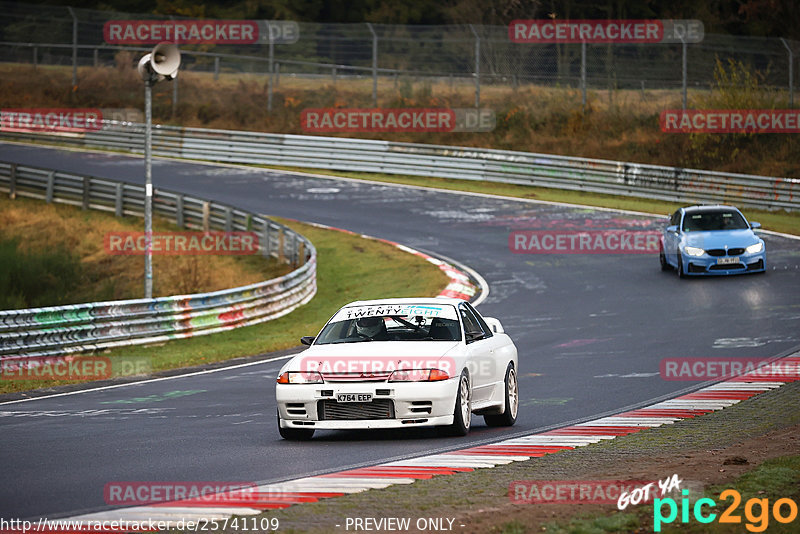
[681,251,766,276]
[276,378,459,430]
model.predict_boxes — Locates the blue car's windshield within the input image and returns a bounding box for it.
[682,211,749,232]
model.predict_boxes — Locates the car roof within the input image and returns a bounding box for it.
[343,297,466,307]
[681,204,742,213]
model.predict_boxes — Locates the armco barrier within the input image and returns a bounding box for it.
[0,161,316,358]
[1,121,797,211]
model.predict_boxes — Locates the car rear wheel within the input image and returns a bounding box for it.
[442,370,471,436]
[277,411,314,440]
[484,363,518,427]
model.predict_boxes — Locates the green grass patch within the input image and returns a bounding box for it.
[0,218,449,394]
[261,165,800,236]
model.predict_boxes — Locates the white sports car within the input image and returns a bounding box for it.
[275,297,519,440]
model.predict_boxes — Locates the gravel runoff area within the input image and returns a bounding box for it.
[240,354,800,534]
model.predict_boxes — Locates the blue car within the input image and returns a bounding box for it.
[660,205,766,277]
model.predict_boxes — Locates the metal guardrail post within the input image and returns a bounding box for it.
[367,23,378,107]
[261,222,271,258]
[176,194,184,228]
[33,46,37,69]
[9,164,16,200]
[46,171,55,203]
[82,176,90,210]
[224,207,232,231]
[469,24,480,109]
[202,201,210,232]
[214,56,220,80]
[114,182,123,216]
[267,30,274,113]
[781,38,794,108]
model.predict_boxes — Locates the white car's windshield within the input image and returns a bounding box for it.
[316,305,462,344]
[683,210,749,232]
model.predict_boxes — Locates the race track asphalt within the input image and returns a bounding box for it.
[1,143,798,520]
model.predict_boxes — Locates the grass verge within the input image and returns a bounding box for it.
[0,217,449,395]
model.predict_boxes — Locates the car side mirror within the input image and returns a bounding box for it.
[300,336,315,346]
[750,221,761,230]
[666,225,678,234]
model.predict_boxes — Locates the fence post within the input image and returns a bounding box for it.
[46,171,55,203]
[115,182,123,216]
[172,77,178,117]
[6,163,18,200]
[214,56,220,80]
[332,66,337,85]
[275,63,280,86]
[367,23,378,107]
[469,24,480,109]
[581,41,587,113]
[781,38,794,108]
[175,194,184,228]
[268,30,274,113]
[67,7,78,89]
[33,46,38,69]
[682,38,687,110]
[93,48,98,67]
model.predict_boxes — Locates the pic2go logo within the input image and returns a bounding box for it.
[654,489,798,532]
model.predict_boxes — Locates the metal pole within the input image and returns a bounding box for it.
[67,7,77,88]
[172,76,178,117]
[469,24,480,109]
[214,56,220,80]
[781,38,794,108]
[581,41,587,113]
[144,81,153,299]
[367,23,378,107]
[682,38,687,110]
[268,30,274,112]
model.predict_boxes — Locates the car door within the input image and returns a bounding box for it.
[459,303,502,403]
[664,210,682,265]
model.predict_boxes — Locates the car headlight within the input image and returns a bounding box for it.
[388,369,450,382]
[746,242,764,254]
[684,246,705,257]
[277,371,323,384]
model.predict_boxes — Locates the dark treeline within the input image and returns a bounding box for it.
[25,0,800,39]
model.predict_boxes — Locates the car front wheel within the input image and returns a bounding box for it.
[442,370,471,436]
[278,411,315,440]
[484,363,518,427]
[676,252,686,278]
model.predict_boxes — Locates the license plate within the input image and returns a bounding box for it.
[717,257,739,265]
[336,393,372,403]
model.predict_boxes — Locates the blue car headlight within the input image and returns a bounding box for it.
[684,246,705,257]
[746,242,764,254]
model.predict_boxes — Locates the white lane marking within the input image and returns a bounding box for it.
[0,354,296,406]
